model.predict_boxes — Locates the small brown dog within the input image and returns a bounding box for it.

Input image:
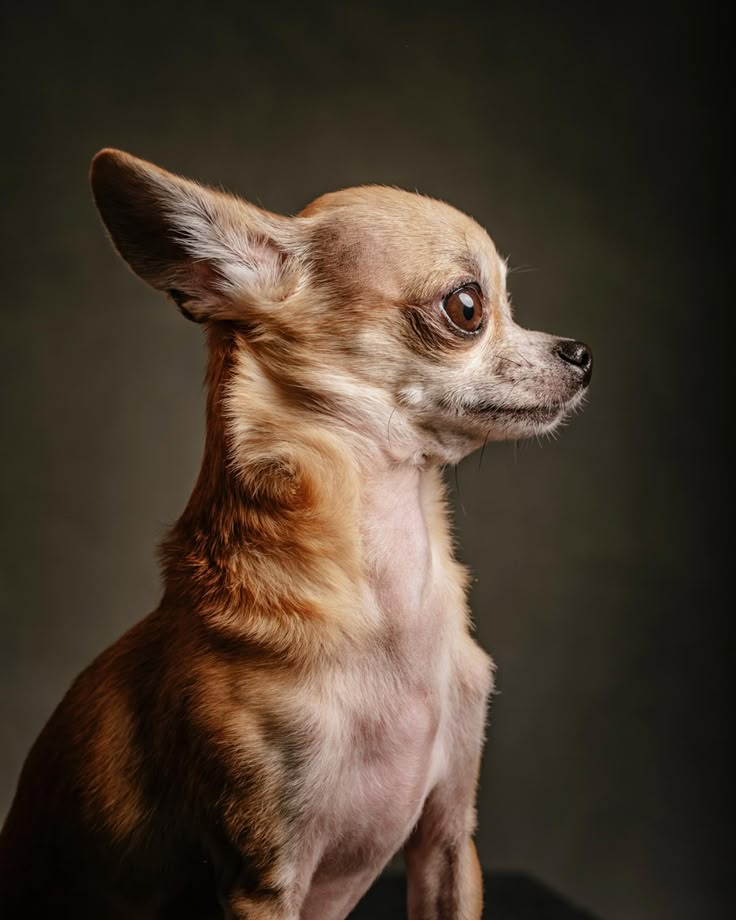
[0,150,592,919]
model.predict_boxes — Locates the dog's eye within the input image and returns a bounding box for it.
[442,284,484,334]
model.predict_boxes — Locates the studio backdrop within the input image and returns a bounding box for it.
[0,3,729,919]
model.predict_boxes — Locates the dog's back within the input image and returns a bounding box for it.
[0,610,225,918]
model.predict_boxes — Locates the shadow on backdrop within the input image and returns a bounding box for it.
[348,874,597,919]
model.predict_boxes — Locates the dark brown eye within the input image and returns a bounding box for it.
[442,284,484,334]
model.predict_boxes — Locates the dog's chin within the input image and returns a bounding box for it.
[461,391,585,444]
[416,390,586,464]
[478,402,568,439]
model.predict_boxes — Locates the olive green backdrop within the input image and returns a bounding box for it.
[0,2,730,918]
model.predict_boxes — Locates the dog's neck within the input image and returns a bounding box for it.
[357,463,435,620]
[160,325,453,653]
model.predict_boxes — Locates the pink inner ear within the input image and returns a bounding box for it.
[191,259,222,292]
[168,259,227,322]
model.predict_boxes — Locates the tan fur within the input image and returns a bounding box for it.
[0,150,591,919]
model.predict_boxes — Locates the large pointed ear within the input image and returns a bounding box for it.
[90,149,304,322]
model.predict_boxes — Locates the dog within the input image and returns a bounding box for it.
[0,149,592,919]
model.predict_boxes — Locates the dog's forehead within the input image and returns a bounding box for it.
[300,186,504,303]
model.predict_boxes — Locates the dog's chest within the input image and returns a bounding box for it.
[306,642,447,878]
[306,469,462,870]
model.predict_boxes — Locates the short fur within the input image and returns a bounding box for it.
[0,150,592,919]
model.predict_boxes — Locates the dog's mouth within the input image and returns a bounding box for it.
[460,399,571,425]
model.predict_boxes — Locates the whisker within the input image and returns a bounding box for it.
[478,433,490,470]
[506,263,539,276]
[497,355,524,369]
[453,463,466,516]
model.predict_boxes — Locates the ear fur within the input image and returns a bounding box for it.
[90,149,304,321]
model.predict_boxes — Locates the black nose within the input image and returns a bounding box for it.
[554,339,593,383]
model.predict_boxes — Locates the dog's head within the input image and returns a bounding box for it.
[91,150,591,465]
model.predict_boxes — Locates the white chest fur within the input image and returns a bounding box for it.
[296,466,491,917]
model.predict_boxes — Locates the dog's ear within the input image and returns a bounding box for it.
[90,149,304,322]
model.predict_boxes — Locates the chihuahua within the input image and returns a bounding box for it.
[0,150,592,919]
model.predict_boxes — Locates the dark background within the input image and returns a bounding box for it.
[0,2,730,918]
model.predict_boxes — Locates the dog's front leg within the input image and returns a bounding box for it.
[404,788,483,920]
[217,855,305,920]
[223,892,298,920]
